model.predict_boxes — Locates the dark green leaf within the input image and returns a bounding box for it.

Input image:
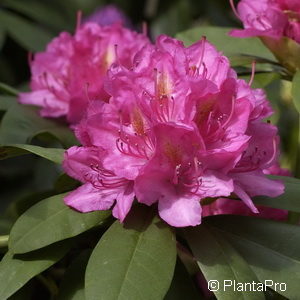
[9,193,111,254]
[176,26,275,63]
[151,0,191,37]
[0,241,71,299]
[205,215,300,299]
[254,176,300,212]
[85,205,176,300]
[0,96,17,111]
[164,258,203,300]
[185,225,264,300]
[0,144,64,164]
[292,70,300,114]
[57,250,91,300]
[2,0,69,31]
[0,10,53,52]
[0,103,78,147]
[54,173,79,193]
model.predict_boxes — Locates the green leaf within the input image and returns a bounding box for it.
[0,96,17,112]
[185,225,264,300]
[0,144,64,164]
[292,70,300,114]
[164,258,203,300]
[205,215,300,299]
[254,176,300,212]
[151,0,191,37]
[85,205,176,300]
[0,10,53,52]
[0,103,78,148]
[57,250,91,300]
[54,173,79,193]
[9,193,111,254]
[176,26,275,63]
[0,241,71,299]
[2,0,69,31]
[261,36,300,73]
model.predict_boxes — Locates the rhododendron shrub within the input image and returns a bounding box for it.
[63,35,284,227]
[19,22,150,123]
[2,3,300,300]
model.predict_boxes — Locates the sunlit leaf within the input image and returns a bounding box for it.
[206,215,300,299]
[9,193,111,254]
[85,205,176,300]
[0,103,78,148]
[0,144,64,164]
[292,70,300,114]
[185,224,264,300]
[176,26,275,63]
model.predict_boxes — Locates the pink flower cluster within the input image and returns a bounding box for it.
[230,0,300,43]
[19,22,149,123]
[63,35,284,227]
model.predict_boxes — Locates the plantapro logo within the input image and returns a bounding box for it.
[208,280,287,292]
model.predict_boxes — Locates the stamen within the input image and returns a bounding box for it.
[197,36,206,70]
[114,44,120,65]
[265,138,277,166]
[28,52,33,67]
[249,61,256,86]
[222,96,235,128]
[230,0,240,20]
[76,10,82,33]
[84,82,91,102]
[142,21,148,36]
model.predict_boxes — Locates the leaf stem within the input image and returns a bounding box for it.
[0,82,19,96]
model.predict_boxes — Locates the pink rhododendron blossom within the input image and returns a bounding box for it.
[19,22,150,123]
[63,34,284,227]
[230,0,300,43]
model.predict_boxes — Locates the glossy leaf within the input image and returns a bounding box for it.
[176,26,275,63]
[9,193,111,254]
[57,250,91,300]
[205,215,300,299]
[292,70,300,114]
[85,205,176,300]
[261,36,300,73]
[0,96,17,111]
[0,103,78,147]
[2,0,68,31]
[185,225,264,300]
[0,10,53,52]
[0,144,64,164]
[254,176,300,212]
[0,241,71,299]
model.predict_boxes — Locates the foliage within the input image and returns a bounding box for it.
[1,0,300,299]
